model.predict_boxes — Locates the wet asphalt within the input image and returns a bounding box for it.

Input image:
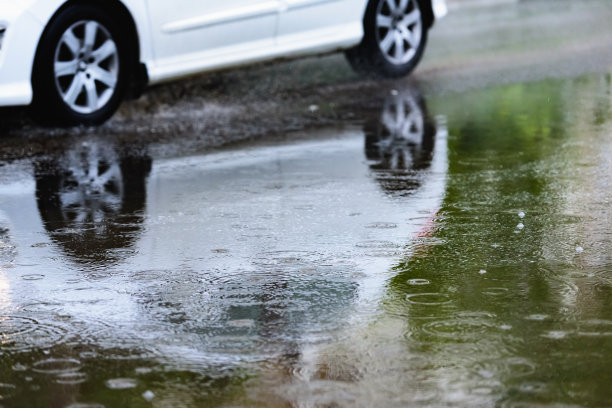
[1,1,612,407]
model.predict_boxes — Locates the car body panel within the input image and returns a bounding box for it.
[0,0,445,106]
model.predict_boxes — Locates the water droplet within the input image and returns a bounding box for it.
[105,378,138,390]
[405,293,452,306]
[518,211,525,219]
[407,279,430,286]
[142,390,155,401]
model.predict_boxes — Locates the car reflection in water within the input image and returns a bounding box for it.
[0,88,447,407]
[35,141,151,266]
[365,90,437,196]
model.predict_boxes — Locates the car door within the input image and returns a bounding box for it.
[276,0,365,46]
[146,0,282,77]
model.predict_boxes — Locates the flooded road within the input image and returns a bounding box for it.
[2,73,612,407]
[2,1,612,407]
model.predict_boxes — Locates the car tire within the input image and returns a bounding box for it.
[31,5,130,126]
[346,0,428,79]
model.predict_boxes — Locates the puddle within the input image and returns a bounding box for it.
[1,72,612,407]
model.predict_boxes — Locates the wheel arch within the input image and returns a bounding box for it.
[417,0,436,29]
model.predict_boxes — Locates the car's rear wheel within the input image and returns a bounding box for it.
[32,5,129,125]
[346,0,428,78]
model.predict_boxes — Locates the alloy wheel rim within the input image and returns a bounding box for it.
[375,0,423,65]
[53,20,119,115]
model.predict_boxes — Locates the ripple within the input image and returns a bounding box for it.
[525,314,550,321]
[32,358,81,375]
[105,378,138,390]
[405,293,452,306]
[482,287,509,296]
[355,240,400,249]
[65,404,106,408]
[21,274,45,281]
[477,357,536,380]
[364,250,402,257]
[0,316,67,352]
[407,279,431,286]
[56,372,88,385]
[365,222,398,229]
[422,316,494,341]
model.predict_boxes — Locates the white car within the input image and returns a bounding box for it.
[0,0,446,125]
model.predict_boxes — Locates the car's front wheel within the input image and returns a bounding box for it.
[346,0,428,78]
[32,5,129,125]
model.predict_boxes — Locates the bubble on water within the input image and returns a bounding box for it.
[516,223,524,230]
[575,246,584,253]
[518,211,525,219]
[105,378,138,390]
[142,390,155,401]
[308,104,319,112]
[405,293,452,306]
[21,274,45,281]
[407,279,430,286]
[32,358,81,375]
[0,316,67,352]
[390,89,399,96]
[479,269,487,275]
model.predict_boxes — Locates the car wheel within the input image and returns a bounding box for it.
[346,0,428,78]
[32,5,129,125]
